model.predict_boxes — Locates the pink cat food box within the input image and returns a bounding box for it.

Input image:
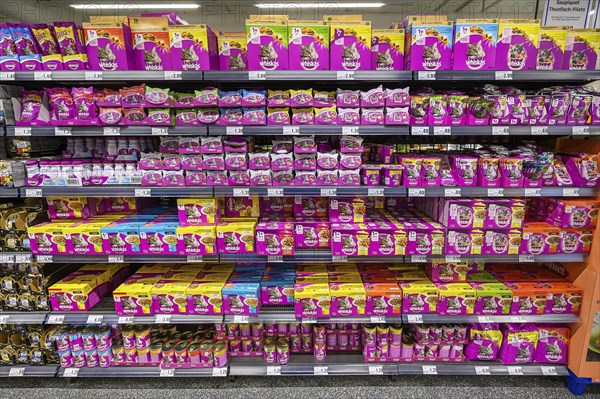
[326,16,372,71]
[403,221,445,255]
[401,281,438,314]
[435,283,476,315]
[545,199,599,229]
[130,17,173,71]
[520,222,560,255]
[425,262,472,283]
[101,221,145,255]
[246,18,289,71]
[260,197,294,215]
[255,221,294,256]
[169,24,218,70]
[368,221,407,256]
[83,17,136,70]
[439,199,486,229]
[176,198,220,225]
[113,275,162,316]
[536,26,567,70]
[470,282,513,315]
[216,221,256,255]
[329,282,366,317]
[563,28,600,71]
[483,199,526,230]
[404,17,453,70]
[371,29,404,70]
[496,19,540,71]
[329,197,366,223]
[293,197,329,218]
[186,281,225,315]
[452,19,498,70]
[559,228,594,254]
[222,282,261,316]
[218,33,248,71]
[331,223,370,256]
[294,282,331,318]
[544,282,582,315]
[445,229,484,255]
[483,229,522,255]
[295,219,331,249]
[364,282,402,316]
[288,21,330,70]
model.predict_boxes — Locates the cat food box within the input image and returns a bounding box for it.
[496,19,540,71]
[255,221,294,256]
[225,197,260,218]
[246,17,289,71]
[326,15,372,71]
[64,221,110,255]
[404,221,445,255]
[445,229,484,255]
[288,21,330,70]
[559,228,594,254]
[294,281,330,318]
[453,19,498,70]
[425,262,471,283]
[176,225,216,255]
[101,221,145,255]
[483,199,526,229]
[404,16,453,70]
[113,275,161,316]
[371,29,404,70]
[169,24,218,70]
[293,197,328,218]
[544,282,582,315]
[177,198,220,225]
[536,26,567,70]
[368,221,407,256]
[503,281,547,315]
[329,282,366,316]
[28,222,72,255]
[401,281,438,314]
[470,282,513,315]
[329,197,366,223]
[436,283,476,315]
[151,278,193,315]
[186,280,225,315]
[294,219,331,249]
[545,199,599,229]
[439,199,487,229]
[260,197,294,215]
[520,221,560,255]
[47,197,99,220]
[216,221,256,254]
[83,17,136,70]
[218,33,248,71]
[260,274,295,306]
[364,282,402,316]
[331,222,370,256]
[482,229,522,255]
[563,28,600,70]
[222,281,260,315]
[130,17,172,71]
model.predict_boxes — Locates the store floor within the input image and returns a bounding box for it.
[1,376,598,398]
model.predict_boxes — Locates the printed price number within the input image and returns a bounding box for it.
[267,188,284,197]
[267,366,281,376]
[510,316,526,323]
[562,188,579,197]
[36,255,53,263]
[85,71,103,81]
[342,126,359,135]
[487,188,504,197]
[518,255,535,263]
[422,365,437,375]
[160,368,175,377]
[233,315,249,323]
[406,314,423,323]
[249,71,266,80]
[151,127,169,136]
[368,365,384,375]
[25,189,42,198]
[320,188,337,197]
[0,315,9,324]
[368,188,384,197]
[410,255,427,263]
[445,255,461,262]
[268,256,284,263]
[477,316,494,323]
[507,366,524,376]
[282,126,300,135]
[86,315,104,324]
[103,127,120,136]
[0,254,14,263]
[332,256,348,263]
[492,126,509,136]
[531,126,548,135]
[47,315,65,324]
[118,316,134,324]
[227,126,244,135]
[370,316,385,323]
[302,317,317,324]
[314,366,329,375]
[337,71,355,80]
[0,72,15,80]
[155,314,172,324]
[134,188,152,197]
[54,127,72,136]
[408,188,426,197]
[187,256,203,263]
[164,71,182,80]
[444,188,461,197]
[411,126,429,136]
[541,366,558,376]
[418,71,436,80]
[572,126,590,135]
[524,188,541,197]
[34,71,51,81]
[212,367,228,377]
[8,367,25,377]
[233,188,250,197]
[63,368,79,378]
[108,255,125,263]
[433,126,451,135]
[15,254,32,263]
[14,127,32,136]
[495,71,513,80]
[475,366,491,375]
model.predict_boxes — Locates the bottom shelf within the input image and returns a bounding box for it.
[0,365,59,377]
[57,366,228,378]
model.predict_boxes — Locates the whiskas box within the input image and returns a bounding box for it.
[225,197,260,218]
[520,222,560,255]
[483,199,526,229]
[130,17,172,71]
[504,281,547,315]
[559,228,594,254]
[537,26,567,70]
[371,29,404,70]
[218,32,248,71]
[425,262,471,283]
[170,24,218,70]
[64,221,110,255]
[445,229,484,255]
[483,229,522,255]
[439,199,486,229]
[101,221,145,255]
[293,197,328,218]
[294,219,330,249]
[404,16,453,70]
[28,222,72,254]
[246,17,289,71]
[176,225,216,255]
[544,282,582,315]
[294,282,330,318]
[368,221,407,256]
[329,282,366,316]
[256,221,294,256]
[288,21,330,70]
[151,279,192,315]
[222,281,260,315]
[546,199,599,229]
[113,275,161,316]
[453,19,498,70]
[186,280,225,315]
[496,19,540,71]
[563,28,600,70]
[401,281,438,314]
[326,15,372,71]
[83,17,135,70]
[404,221,445,255]
[470,282,513,315]
[364,282,402,316]
[177,198,220,225]
[216,221,256,254]
[260,274,295,305]
[329,197,366,223]
[436,283,476,315]
[331,222,370,256]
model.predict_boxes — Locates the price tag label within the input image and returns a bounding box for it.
[412,126,430,136]
[422,365,437,375]
[34,71,51,81]
[233,188,250,197]
[36,255,53,263]
[408,188,426,197]
[320,188,337,197]
[160,368,175,377]
[302,317,317,324]
[47,315,65,324]
[282,126,300,135]
[267,366,282,376]
[14,254,31,263]
[337,71,355,80]
[475,366,491,375]
[15,127,32,136]
[187,256,203,263]
[134,188,152,197]
[531,126,548,135]
[507,366,524,376]
[368,365,384,375]
[8,367,25,377]
[212,367,228,377]
[495,71,513,80]
[103,127,120,136]
[572,126,590,135]
[155,314,172,324]
[268,256,284,263]
[492,126,510,136]
[63,368,79,377]
[370,316,385,323]
[0,315,9,324]
[86,315,104,324]
[108,255,124,263]
[478,316,494,323]
[434,126,451,135]
[267,188,284,197]
[249,71,266,80]
[510,316,526,323]
[417,71,436,80]
[368,188,384,197]
[541,366,558,376]
[0,72,15,80]
[85,71,103,81]
[233,315,249,323]
[332,256,348,263]
[524,188,541,197]
[563,188,579,197]
[487,188,504,197]
[151,127,169,136]
[410,255,427,263]
[444,188,461,197]
[314,366,329,375]
[0,254,13,263]
[55,127,72,136]
[226,126,244,135]
[407,314,424,323]
[519,255,535,263]
[445,255,461,263]
[164,71,182,80]
[342,126,359,135]
[118,316,134,324]
[25,188,42,197]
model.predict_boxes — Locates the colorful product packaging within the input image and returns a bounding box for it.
[495,19,540,71]
[404,16,453,70]
[536,26,567,70]
[326,15,372,71]
[83,17,136,70]
[371,29,404,70]
[246,17,289,71]
[170,24,218,70]
[563,28,600,70]
[452,19,498,70]
[294,282,331,318]
[218,32,248,71]
[130,17,173,71]
[288,21,330,70]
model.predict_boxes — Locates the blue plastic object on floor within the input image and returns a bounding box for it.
[566,369,599,396]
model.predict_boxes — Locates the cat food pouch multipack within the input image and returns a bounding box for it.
[7,22,42,71]
[130,17,173,71]
[452,19,498,71]
[371,29,404,70]
[536,26,567,70]
[246,17,289,71]
[563,28,600,71]
[325,15,372,71]
[83,17,135,71]
[496,19,540,71]
[404,16,453,71]
[288,21,330,70]
[30,24,64,71]
[169,24,218,70]
[218,33,248,71]
[0,23,21,71]
[53,22,87,70]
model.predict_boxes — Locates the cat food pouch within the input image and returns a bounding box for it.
[170,24,218,70]
[508,94,527,124]
[385,87,410,107]
[218,90,243,107]
[385,107,409,125]
[250,170,271,186]
[145,86,170,108]
[563,28,600,70]
[314,106,337,125]
[317,151,339,170]
[361,85,385,107]
[18,90,44,123]
[172,92,195,108]
[478,157,501,187]
[537,26,567,70]
[242,107,266,125]
[0,23,20,71]
[534,325,569,364]
[194,87,219,107]
[453,19,498,71]
[410,95,429,125]
[448,155,478,186]
[249,152,271,170]
[83,16,135,70]
[288,21,330,70]
[499,158,524,188]
[290,89,313,107]
[272,139,292,154]
[179,137,201,155]
[53,22,87,70]
[496,19,540,71]
[45,87,76,121]
[246,17,289,70]
[428,95,449,125]
[524,95,549,125]
[487,94,510,125]
[313,91,335,107]
[242,89,266,107]
[267,90,290,107]
[292,108,314,125]
[405,17,453,70]
[267,107,290,125]
[217,107,243,125]
[567,94,592,125]
[466,97,494,125]
[30,24,63,71]
[498,324,538,364]
[130,17,172,71]
[71,87,98,122]
[197,108,220,124]
[120,85,145,108]
[400,157,423,186]
[7,22,42,71]
[337,89,360,108]
[147,108,172,125]
[337,107,360,125]
[175,108,198,125]
[448,94,468,125]
[326,16,372,71]
[361,108,384,125]
[96,88,121,107]
[371,29,404,70]
[99,107,122,125]
[218,32,248,71]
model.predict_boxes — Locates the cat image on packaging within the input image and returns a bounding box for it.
[371,29,404,70]
[170,24,218,70]
[496,19,540,71]
[537,26,567,70]
[563,28,600,71]
[83,17,135,71]
[326,15,372,71]
[54,22,88,71]
[452,19,498,70]
[404,16,453,70]
[246,17,289,71]
[288,21,330,71]
[130,17,173,71]
[218,33,248,71]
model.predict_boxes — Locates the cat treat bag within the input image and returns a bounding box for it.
[7,22,42,71]
[170,24,218,70]
[326,15,372,71]
[0,23,20,71]
[496,19,540,71]
[534,325,569,364]
[563,28,600,71]
[536,26,567,70]
[288,21,329,70]
[246,17,289,71]
[30,24,63,71]
[498,324,539,364]
[404,16,453,70]
[83,17,135,70]
[371,29,404,70]
[218,33,247,71]
[452,19,498,70]
[54,22,87,71]
[131,17,173,71]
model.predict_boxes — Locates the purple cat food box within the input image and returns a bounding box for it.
[139,221,179,255]
[404,221,445,255]
[405,18,453,70]
[536,27,567,70]
[436,283,476,315]
[288,21,329,70]
[222,282,260,315]
[255,221,294,256]
[170,24,218,70]
[371,29,404,70]
[329,282,366,317]
[246,18,289,71]
[484,199,526,230]
[496,19,540,71]
[327,18,372,71]
[218,33,248,71]
[368,221,406,256]
[445,229,484,255]
[100,221,145,255]
[520,222,560,255]
[563,29,600,71]
[401,281,438,314]
[482,229,522,255]
[439,199,486,229]
[471,282,513,315]
[294,282,331,318]
[295,219,331,249]
[453,19,498,70]
[83,17,135,71]
[261,274,295,306]
[331,222,370,256]
[130,17,173,71]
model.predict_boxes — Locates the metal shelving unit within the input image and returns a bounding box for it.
[213,186,405,197]
[6,125,207,137]
[402,314,580,324]
[0,70,203,82]
[57,366,227,377]
[396,362,569,376]
[406,186,599,198]
[410,125,599,136]
[204,70,413,81]
[21,186,214,198]
[412,70,600,81]
[208,125,410,136]
[0,365,59,377]
[33,254,217,264]
[0,188,19,198]
[0,312,48,324]
[223,306,402,324]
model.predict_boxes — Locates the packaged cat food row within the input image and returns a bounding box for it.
[0,324,59,366]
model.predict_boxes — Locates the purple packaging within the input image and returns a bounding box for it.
[130,17,172,71]
[410,96,429,125]
[294,136,317,154]
[537,27,567,70]
[404,221,445,255]
[267,107,290,125]
[315,107,338,125]
[498,324,538,364]
[295,171,316,186]
[435,283,476,315]
[399,157,422,186]
[222,282,260,316]
[428,95,449,125]
[400,282,438,314]
[466,97,492,125]
[272,170,294,186]
[243,107,266,125]
[256,221,294,256]
[464,339,500,361]
[246,19,289,71]
[101,221,144,255]
[317,170,339,185]
[7,22,42,71]
[170,24,218,70]
[386,88,410,107]
[219,90,243,107]
[548,92,570,126]
[290,89,313,107]
[198,108,219,124]
[337,89,360,107]
[331,222,369,256]
[361,86,385,107]
[482,229,521,255]
[478,158,501,187]
[30,24,63,71]
[488,94,512,125]
[313,91,335,107]
[567,95,592,126]
[82,18,135,71]
[242,90,266,107]
[385,107,410,125]
[337,108,360,125]
[405,20,453,70]
[295,219,330,249]
[382,165,403,186]
[218,108,243,126]
[445,230,484,255]
[448,95,468,126]
[0,23,21,71]
[292,108,314,125]
[371,29,404,70]
[563,29,600,70]
[440,199,486,229]
[229,170,250,186]
[250,170,271,186]
[448,155,478,186]
[534,326,569,364]
[329,22,371,71]
[495,20,540,71]
[218,33,248,71]
[268,90,290,107]
[452,20,498,70]
[339,170,360,186]
[194,88,219,107]
[261,275,295,306]
[499,158,524,188]
[288,22,330,70]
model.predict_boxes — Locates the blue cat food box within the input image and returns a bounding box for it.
[222,281,261,315]
[261,273,295,305]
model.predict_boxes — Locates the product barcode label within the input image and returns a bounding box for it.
[151,127,169,136]
[541,366,558,376]
[408,188,426,197]
[0,254,13,263]
[249,71,266,80]
[524,188,541,197]
[487,188,504,197]
[412,126,429,136]
[562,188,579,197]
[233,315,249,323]
[477,316,494,323]
[0,72,15,80]
[25,188,42,197]
[370,316,385,323]
[212,367,228,377]
[475,366,491,375]
[118,316,134,324]
[492,126,510,135]
[572,126,590,135]
[233,188,250,197]
[337,71,355,80]
[155,315,172,324]
[267,188,284,197]
[422,365,437,375]
[36,255,53,263]
[444,188,461,197]
[85,71,103,81]
[302,317,317,324]
[131,177,142,185]
[445,255,461,263]
[510,316,526,323]
[410,255,427,263]
[407,314,423,323]
[0,315,9,324]
[134,188,152,197]
[108,255,124,263]
[160,368,175,377]
[282,126,300,135]
[14,254,31,263]
[342,126,359,135]
[65,178,82,186]
[314,366,328,375]
[86,315,104,324]
[15,127,32,136]
[34,71,51,81]
[332,256,348,263]
[418,71,436,80]
[495,71,513,80]
[368,365,384,375]
[531,126,548,135]
[164,71,182,80]
[507,366,523,376]
[367,188,384,197]
[187,256,203,263]
[267,366,281,375]
[268,256,284,263]
[8,367,25,377]
[518,255,535,263]
[63,368,79,377]
[55,127,72,136]
[47,315,65,324]
[434,126,451,135]
[103,127,120,136]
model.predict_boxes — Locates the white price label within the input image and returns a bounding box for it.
[187,256,203,263]
[0,72,15,80]
[342,126,359,135]
[0,255,13,263]
[541,366,558,376]
[103,127,120,136]
[55,127,72,136]
[134,188,152,197]
[233,315,249,323]
[487,188,504,197]
[408,188,426,197]
[249,71,266,80]
[267,188,284,197]
[151,127,169,136]
[370,316,386,323]
[434,126,451,135]
[332,256,348,263]
[524,188,541,197]
[36,255,53,263]
[160,368,175,377]
[337,71,355,80]
[302,317,317,324]
[422,365,437,375]
[9,367,25,377]
[507,366,524,376]
[510,316,526,323]
[118,316,134,324]
[410,255,427,263]
[445,255,461,263]
[407,314,424,323]
[267,366,282,376]
[34,71,51,81]
[492,126,510,136]
[320,188,337,197]
[164,71,182,80]
[531,126,548,135]
[495,71,513,80]
[562,188,579,197]
[444,188,461,197]
[368,365,384,375]
[108,255,124,263]
[475,366,491,375]
[368,188,384,197]
[314,366,328,375]
[282,126,300,135]
[47,315,65,324]
[0,315,9,324]
[233,188,250,197]
[63,368,79,377]
[86,315,104,324]
[412,126,430,136]
[85,71,103,81]
[418,71,436,80]
[15,127,32,136]
[268,256,284,263]
[14,254,31,263]
[155,315,172,324]
[477,316,494,323]
[25,188,42,197]
[572,126,590,135]
[519,255,535,263]
[212,367,228,377]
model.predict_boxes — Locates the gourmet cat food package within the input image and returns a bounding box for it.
[169,24,218,70]
[371,29,404,70]
[326,15,372,71]
[246,17,289,71]
[452,19,498,71]
[288,21,330,71]
[563,28,600,71]
[536,26,567,70]
[495,19,540,71]
[130,17,173,71]
[218,33,248,71]
[404,16,453,71]
[83,17,135,71]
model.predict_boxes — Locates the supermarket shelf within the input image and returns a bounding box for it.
[404,254,588,264]
[33,254,218,263]
[396,362,568,376]
[0,312,48,324]
[57,366,225,377]
[204,70,412,81]
[0,70,203,82]
[405,186,600,198]
[229,353,398,376]
[223,306,402,324]
[208,125,410,136]
[0,253,33,263]
[412,70,600,82]
[20,186,214,198]
[6,125,207,137]
[410,125,600,136]
[213,186,406,197]
[402,314,580,324]
[0,188,19,198]
[0,365,59,377]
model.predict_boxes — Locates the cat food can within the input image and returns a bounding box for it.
[326,323,336,331]
[415,325,430,341]
[349,334,360,347]
[377,343,389,358]
[454,325,467,340]
[229,339,241,353]
[121,326,136,350]
[362,324,376,345]
[175,341,189,364]
[313,325,326,344]
[400,335,414,358]
[180,331,194,343]
[337,323,348,330]
[389,324,402,345]
[213,340,228,367]
[98,348,112,367]
[374,345,382,358]
[376,325,389,345]
[68,327,84,352]
[265,322,276,335]
[254,339,264,352]
[438,344,451,358]
[301,324,313,334]
[226,324,239,337]
[326,333,337,346]
[72,349,87,368]
[111,324,122,340]
[134,325,152,349]
[429,325,442,341]
[200,341,214,364]
[441,324,455,341]
[125,348,138,363]
[214,323,227,335]
[188,341,202,364]
[81,327,97,352]
[290,336,302,351]
[138,347,151,364]
[314,343,326,361]
[450,344,464,358]
[85,350,99,367]
[389,343,401,358]
[241,339,253,352]
[413,343,426,358]
[301,335,313,350]
[149,341,163,363]
[95,325,112,351]
[339,333,349,347]
[251,323,264,337]
[156,331,170,343]
[350,323,360,331]
[55,328,70,352]
[288,322,300,334]
[161,342,176,364]
[112,341,125,363]
[58,350,74,367]
[276,338,289,365]
[263,337,277,364]
[168,331,182,343]
[276,322,288,334]
[204,332,214,342]
[239,323,251,337]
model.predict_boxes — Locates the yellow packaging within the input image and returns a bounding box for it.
[186,281,225,314]
[225,197,260,217]
[537,26,567,70]
[436,283,476,315]
[218,32,247,65]
[216,221,256,253]
[372,29,405,70]
[135,264,173,275]
[151,279,191,314]
[329,282,366,315]
[327,273,363,283]
[113,276,161,315]
[194,272,231,282]
[401,281,438,313]
[327,264,359,273]
[177,198,220,225]
[497,19,540,70]
[296,264,328,273]
[160,271,198,282]
[169,24,211,70]
[294,273,329,283]
[176,225,217,255]
[201,263,236,273]
[168,265,203,273]
[28,222,72,254]
[63,221,109,254]
[294,282,330,317]
[565,28,600,70]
